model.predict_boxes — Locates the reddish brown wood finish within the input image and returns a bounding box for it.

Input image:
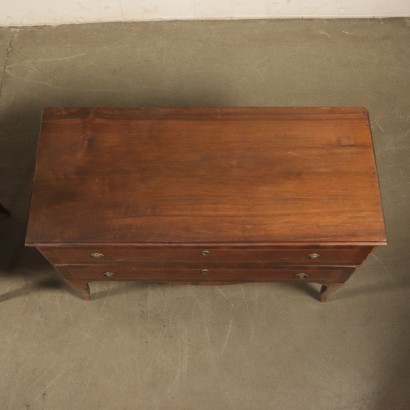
[26,107,386,301]
[57,267,90,300]
[65,265,351,282]
[39,246,372,266]
[26,107,385,246]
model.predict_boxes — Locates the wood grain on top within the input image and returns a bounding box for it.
[26,107,386,246]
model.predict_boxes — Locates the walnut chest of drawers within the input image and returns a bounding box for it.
[25,107,386,301]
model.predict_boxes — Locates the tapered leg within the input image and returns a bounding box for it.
[320,282,344,302]
[49,266,91,300]
[64,279,91,300]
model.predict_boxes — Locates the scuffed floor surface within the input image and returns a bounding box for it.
[0,19,409,409]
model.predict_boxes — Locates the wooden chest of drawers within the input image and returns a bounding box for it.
[25,107,386,301]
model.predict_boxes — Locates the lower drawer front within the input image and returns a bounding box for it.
[66,266,350,282]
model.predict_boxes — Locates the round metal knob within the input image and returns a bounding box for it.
[294,272,309,279]
[201,250,210,256]
[201,269,209,274]
[91,252,104,259]
[307,253,320,259]
[103,271,115,278]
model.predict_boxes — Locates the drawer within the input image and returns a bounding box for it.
[40,246,371,266]
[65,265,353,283]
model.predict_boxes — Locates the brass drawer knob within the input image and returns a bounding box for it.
[103,271,115,278]
[307,253,320,259]
[295,272,309,279]
[201,250,210,256]
[91,252,104,259]
[201,269,209,274]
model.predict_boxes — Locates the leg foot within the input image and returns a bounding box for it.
[320,282,344,302]
[65,279,90,300]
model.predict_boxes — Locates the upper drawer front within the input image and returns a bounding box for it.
[40,246,371,265]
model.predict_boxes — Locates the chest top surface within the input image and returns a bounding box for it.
[26,107,386,246]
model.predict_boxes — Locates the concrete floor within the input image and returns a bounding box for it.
[0,19,409,410]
